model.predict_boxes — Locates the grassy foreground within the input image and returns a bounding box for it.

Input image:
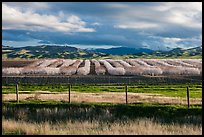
[2,101,202,135]
[2,117,201,135]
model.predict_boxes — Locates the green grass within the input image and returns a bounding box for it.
[2,83,202,98]
[3,100,202,109]
[2,100,202,123]
[2,101,202,135]
[3,100,202,115]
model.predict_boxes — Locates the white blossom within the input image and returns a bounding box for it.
[2,67,23,75]
[38,59,57,67]
[91,59,106,75]
[125,59,163,76]
[61,59,76,67]
[60,60,82,75]
[77,60,91,75]
[48,59,64,68]
[99,60,125,75]
[106,59,124,68]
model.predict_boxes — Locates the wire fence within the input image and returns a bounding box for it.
[2,82,202,107]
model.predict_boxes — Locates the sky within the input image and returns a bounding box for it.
[2,2,202,50]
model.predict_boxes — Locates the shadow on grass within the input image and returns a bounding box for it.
[2,101,202,126]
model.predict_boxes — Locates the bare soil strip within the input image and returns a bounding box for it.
[2,91,201,105]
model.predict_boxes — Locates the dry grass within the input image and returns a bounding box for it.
[2,92,202,105]
[2,118,201,135]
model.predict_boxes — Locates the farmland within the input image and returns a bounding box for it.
[2,58,202,135]
[2,82,202,135]
[2,59,202,76]
[2,1,202,135]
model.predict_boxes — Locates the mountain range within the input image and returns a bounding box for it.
[2,45,202,59]
[89,47,154,55]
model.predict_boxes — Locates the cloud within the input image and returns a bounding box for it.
[113,2,202,33]
[2,2,202,50]
[68,44,121,49]
[3,2,50,11]
[2,3,95,33]
[148,35,202,49]
[114,22,159,29]
[162,37,183,42]
[3,30,33,41]
[91,22,101,26]
[3,39,41,47]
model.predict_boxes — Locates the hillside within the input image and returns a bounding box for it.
[148,46,202,58]
[2,45,202,59]
[91,47,154,55]
[2,45,107,59]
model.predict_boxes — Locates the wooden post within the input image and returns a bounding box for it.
[187,86,190,108]
[68,84,71,103]
[16,83,19,103]
[125,85,128,104]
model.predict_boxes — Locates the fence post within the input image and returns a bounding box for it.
[68,84,71,103]
[125,85,128,104]
[16,83,19,103]
[187,86,190,108]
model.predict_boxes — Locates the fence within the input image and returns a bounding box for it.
[7,83,201,108]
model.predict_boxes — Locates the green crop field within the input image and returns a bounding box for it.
[2,83,202,98]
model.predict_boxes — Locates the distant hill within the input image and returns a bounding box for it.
[2,45,107,59]
[90,47,154,55]
[2,45,202,59]
[149,46,202,58]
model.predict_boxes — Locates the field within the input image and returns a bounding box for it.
[2,83,202,100]
[2,59,202,76]
[2,82,202,135]
[2,59,202,135]
[2,101,202,135]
